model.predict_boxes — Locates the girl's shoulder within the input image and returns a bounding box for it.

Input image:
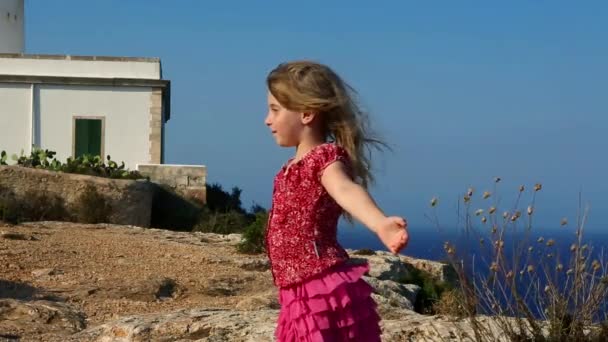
[311,142,349,162]
[307,143,351,178]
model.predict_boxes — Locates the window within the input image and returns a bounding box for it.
[73,117,104,158]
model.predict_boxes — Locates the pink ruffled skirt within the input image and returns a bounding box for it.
[275,262,381,342]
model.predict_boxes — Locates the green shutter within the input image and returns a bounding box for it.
[75,119,102,157]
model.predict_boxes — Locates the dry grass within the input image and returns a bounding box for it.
[427,179,608,341]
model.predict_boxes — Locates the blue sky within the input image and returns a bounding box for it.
[26,1,608,231]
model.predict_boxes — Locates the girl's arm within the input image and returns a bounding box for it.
[321,161,409,254]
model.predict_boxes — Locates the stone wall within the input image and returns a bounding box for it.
[148,88,163,164]
[0,165,155,227]
[137,164,206,205]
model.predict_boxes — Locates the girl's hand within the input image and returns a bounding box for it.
[375,217,409,255]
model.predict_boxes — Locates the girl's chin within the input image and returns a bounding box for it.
[275,138,296,148]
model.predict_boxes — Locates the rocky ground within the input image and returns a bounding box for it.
[0,221,498,341]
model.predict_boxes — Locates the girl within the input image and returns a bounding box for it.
[264,61,409,341]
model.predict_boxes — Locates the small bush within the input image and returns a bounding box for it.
[190,184,269,253]
[193,209,249,234]
[433,288,470,319]
[0,186,19,223]
[21,190,69,222]
[151,184,202,231]
[237,211,268,254]
[249,203,266,215]
[150,183,259,234]
[0,185,70,223]
[399,267,454,314]
[352,248,376,256]
[0,151,8,165]
[190,183,257,235]
[73,185,111,224]
[205,183,245,213]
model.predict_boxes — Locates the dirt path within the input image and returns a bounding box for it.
[0,221,275,341]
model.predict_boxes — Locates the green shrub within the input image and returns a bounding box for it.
[149,183,260,233]
[2,148,144,180]
[193,209,249,234]
[0,151,8,165]
[352,248,376,256]
[60,154,144,179]
[205,183,245,214]
[237,211,268,254]
[190,183,256,235]
[399,267,454,315]
[191,184,268,254]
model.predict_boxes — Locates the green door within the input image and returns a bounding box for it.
[74,119,102,157]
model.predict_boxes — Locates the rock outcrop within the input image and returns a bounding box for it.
[0,221,490,341]
[0,166,155,227]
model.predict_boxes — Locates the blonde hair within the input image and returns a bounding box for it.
[267,60,387,189]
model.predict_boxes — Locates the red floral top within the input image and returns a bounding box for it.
[265,143,351,288]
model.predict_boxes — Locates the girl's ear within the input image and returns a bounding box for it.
[301,111,318,125]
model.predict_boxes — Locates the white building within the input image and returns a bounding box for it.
[0,0,170,168]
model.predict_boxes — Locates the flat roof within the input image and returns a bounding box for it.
[0,53,160,63]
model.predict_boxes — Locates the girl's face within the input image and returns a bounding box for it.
[265,92,305,147]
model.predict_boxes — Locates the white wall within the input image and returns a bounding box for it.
[0,57,161,79]
[0,83,30,157]
[37,85,153,169]
[0,0,24,53]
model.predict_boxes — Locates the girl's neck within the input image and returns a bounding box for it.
[293,137,326,162]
